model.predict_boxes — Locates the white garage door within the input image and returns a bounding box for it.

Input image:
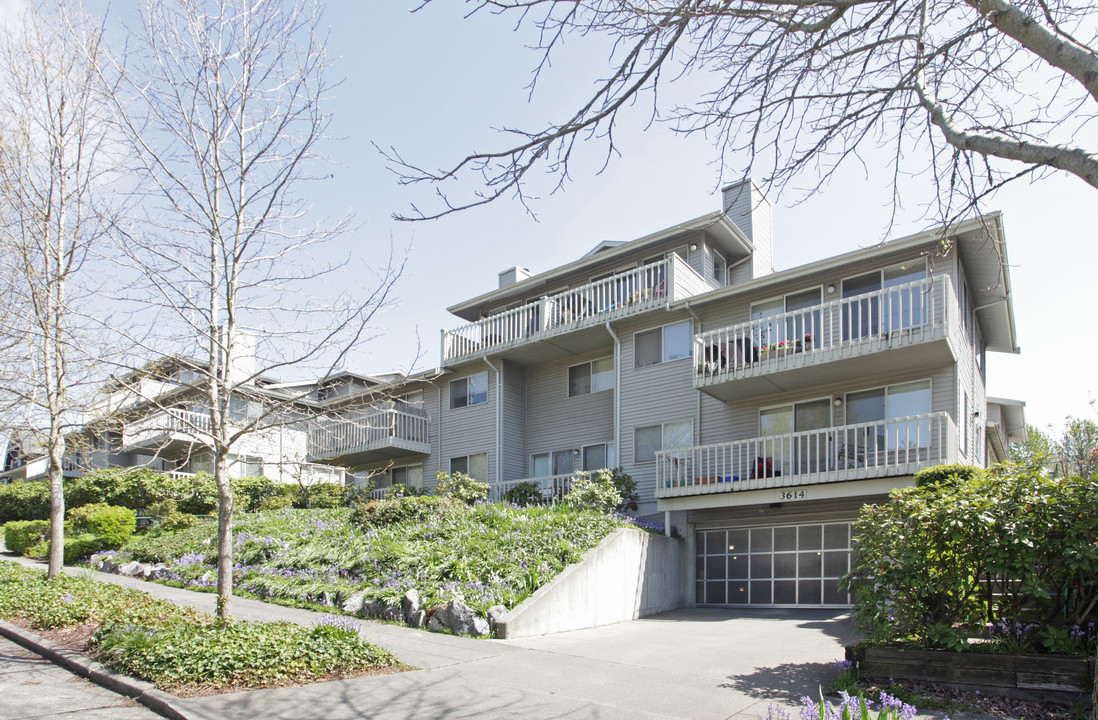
[695,522,855,607]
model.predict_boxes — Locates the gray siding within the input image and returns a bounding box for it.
[502,361,527,481]
[438,367,497,485]
[524,347,615,477]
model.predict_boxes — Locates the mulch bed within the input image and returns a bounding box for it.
[860,679,1091,720]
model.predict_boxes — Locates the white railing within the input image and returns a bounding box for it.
[695,276,955,383]
[443,256,716,362]
[487,471,593,503]
[369,487,390,500]
[656,412,957,498]
[307,405,429,459]
[165,470,197,480]
[123,408,212,447]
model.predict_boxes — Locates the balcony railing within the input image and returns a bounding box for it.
[487,472,584,503]
[307,405,429,460]
[656,412,957,499]
[695,276,956,385]
[443,255,715,362]
[123,408,212,449]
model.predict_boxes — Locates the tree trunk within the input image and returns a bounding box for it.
[215,452,234,620]
[46,435,65,578]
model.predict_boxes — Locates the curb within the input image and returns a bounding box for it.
[0,618,191,720]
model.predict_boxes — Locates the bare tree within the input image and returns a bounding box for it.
[0,3,121,577]
[112,0,399,619]
[390,0,1098,221]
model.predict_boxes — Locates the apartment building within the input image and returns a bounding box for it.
[312,179,1025,608]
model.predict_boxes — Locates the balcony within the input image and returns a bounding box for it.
[307,404,430,465]
[694,277,962,401]
[122,408,212,454]
[486,472,583,503]
[656,412,958,500]
[442,255,717,365]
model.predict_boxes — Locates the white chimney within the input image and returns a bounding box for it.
[722,179,774,280]
[498,266,532,289]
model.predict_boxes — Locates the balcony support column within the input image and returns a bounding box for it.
[484,356,503,486]
[605,322,621,465]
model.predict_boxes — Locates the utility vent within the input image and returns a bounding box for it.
[498,266,532,289]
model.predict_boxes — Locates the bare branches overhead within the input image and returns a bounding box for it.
[391,0,1098,221]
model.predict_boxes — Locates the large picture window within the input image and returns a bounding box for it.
[634,420,693,463]
[635,321,692,368]
[569,356,614,396]
[450,372,488,409]
[845,379,932,451]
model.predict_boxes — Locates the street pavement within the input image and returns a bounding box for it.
[0,635,161,720]
[3,555,859,719]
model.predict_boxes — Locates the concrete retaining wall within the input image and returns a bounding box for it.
[495,527,684,639]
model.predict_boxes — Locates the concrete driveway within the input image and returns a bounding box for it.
[179,608,856,720]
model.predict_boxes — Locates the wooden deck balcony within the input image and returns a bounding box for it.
[656,412,958,500]
[307,404,430,465]
[694,277,963,401]
[442,255,716,365]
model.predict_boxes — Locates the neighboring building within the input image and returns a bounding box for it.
[315,178,1025,609]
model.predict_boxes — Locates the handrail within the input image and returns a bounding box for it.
[486,470,610,503]
[308,406,429,457]
[694,276,953,381]
[443,259,677,362]
[656,412,956,497]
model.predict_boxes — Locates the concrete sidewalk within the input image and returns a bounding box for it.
[4,555,856,719]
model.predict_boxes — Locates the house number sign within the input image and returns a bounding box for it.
[778,489,807,501]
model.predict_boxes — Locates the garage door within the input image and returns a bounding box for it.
[696,522,854,607]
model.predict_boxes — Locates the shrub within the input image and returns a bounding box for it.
[0,481,51,523]
[25,533,104,564]
[168,472,218,515]
[256,493,294,512]
[564,471,622,513]
[67,468,171,511]
[912,463,984,488]
[67,504,136,550]
[4,519,51,554]
[231,476,279,512]
[502,481,543,506]
[845,469,1098,652]
[386,483,427,498]
[602,468,638,511]
[124,521,217,564]
[294,481,347,509]
[433,472,488,505]
[350,495,462,529]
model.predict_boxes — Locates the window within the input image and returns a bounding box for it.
[450,453,488,481]
[635,321,692,368]
[230,454,263,478]
[634,420,693,463]
[450,372,488,409]
[391,465,423,489]
[845,379,932,451]
[842,260,927,340]
[582,443,614,471]
[569,356,614,396]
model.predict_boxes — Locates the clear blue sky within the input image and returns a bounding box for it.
[86,2,1098,433]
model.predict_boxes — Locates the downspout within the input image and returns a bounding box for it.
[604,323,621,465]
[684,301,703,448]
[436,382,443,484]
[484,357,502,486]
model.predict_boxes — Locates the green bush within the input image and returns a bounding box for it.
[564,471,622,513]
[0,481,51,523]
[502,481,543,506]
[144,500,200,533]
[66,468,171,511]
[293,481,347,509]
[912,463,984,488]
[256,493,294,512]
[603,467,638,511]
[350,495,462,529]
[67,504,136,550]
[124,521,217,564]
[25,533,104,564]
[386,483,427,498]
[231,476,279,512]
[846,469,1098,652]
[4,520,51,554]
[170,472,218,515]
[433,472,488,505]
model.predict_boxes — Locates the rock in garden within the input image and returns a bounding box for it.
[409,609,426,628]
[342,591,367,615]
[402,589,420,623]
[427,613,447,633]
[362,599,386,618]
[99,556,118,573]
[320,591,334,607]
[487,605,507,631]
[118,561,145,577]
[445,599,490,637]
[382,604,403,622]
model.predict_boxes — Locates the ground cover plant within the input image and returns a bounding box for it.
[0,561,400,692]
[120,501,641,617]
[845,465,1098,654]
